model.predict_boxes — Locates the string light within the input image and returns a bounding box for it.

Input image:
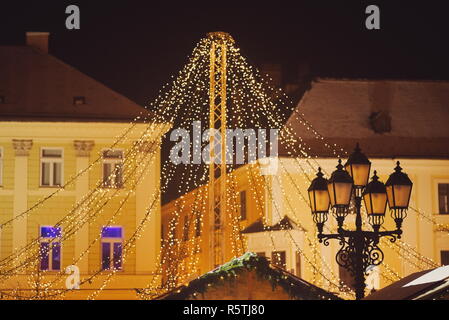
[1,33,442,301]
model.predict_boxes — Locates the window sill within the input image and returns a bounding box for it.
[39,185,64,189]
[39,270,62,273]
[101,186,124,190]
[100,269,125,273]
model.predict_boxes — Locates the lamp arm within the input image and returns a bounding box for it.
[318,228,401,246]
[318,233,345,246]
[377,229,402,242]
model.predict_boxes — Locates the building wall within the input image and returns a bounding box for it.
[161,165,268,286]
[276,157,449,290]
[0,121,165,299]
[161,157,449,296]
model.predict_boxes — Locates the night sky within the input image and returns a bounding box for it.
[1,1,448,108]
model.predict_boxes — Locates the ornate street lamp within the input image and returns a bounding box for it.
[363,171,387,233]
[308,167,330,235]
[307,144,413,300]
[327,159,353,229]
[386,161,413,230]
[344,143,371,189]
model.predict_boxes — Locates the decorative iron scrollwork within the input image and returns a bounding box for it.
[334,236,385,277]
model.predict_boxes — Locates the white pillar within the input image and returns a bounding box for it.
[135,141,160,274]
[73,140,94,273]
[416,170,435,262]
[12,139,32,269]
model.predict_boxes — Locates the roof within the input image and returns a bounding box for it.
[281,78,449,159]
[364,265,449,300]
[241,216,303,234]
[154,252,340,300]
[0,45,153,122]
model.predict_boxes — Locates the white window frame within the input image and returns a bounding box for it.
[39,225,62,272]
[0,146,3,187]
[101,226,124,271]
[434,179,449,215]
[101,149,124,189]
[40,147,64,187]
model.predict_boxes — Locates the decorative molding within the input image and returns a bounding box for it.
[12,139,33,156]
[74,140,95,157]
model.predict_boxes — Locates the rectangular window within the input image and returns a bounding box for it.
[101,226,123,270]
[441,251,449,265]
[239,190,247,220]
[295,251,301,277]
[271,251,286,270]
[39,226,62,271]
[183,216,189,241]
[102,150,124,188]
[438,184,449,214]
[73,96,86,105]
[40,148,63,187]
[256,252,266,257]
[0,147,3,186]
[195,213,201,237]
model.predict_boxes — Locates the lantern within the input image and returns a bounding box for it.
[344,143,371,188]
[363,171,387,229]
[308,168,330,233]
[386,161,413,229]
[328,159,354,209]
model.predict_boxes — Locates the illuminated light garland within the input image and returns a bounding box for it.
[411,206,449,233]
[0,131,163,298]
[0,36,215,298]
[0,122,165,271]
[226,56,355,296]
[258,162,355,298]
[3,32,441,300]
[138,37,356,300]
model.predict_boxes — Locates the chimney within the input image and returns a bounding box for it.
[26,32,49,53]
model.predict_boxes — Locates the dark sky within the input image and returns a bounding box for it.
[1,1,448,202]
[1,1,448,107]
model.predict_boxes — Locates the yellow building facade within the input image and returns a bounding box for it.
[161,78,449,298]
[0,33,167,299]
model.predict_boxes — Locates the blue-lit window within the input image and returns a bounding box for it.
[39,226,62,271]
[101,226,123,271]
[101,226,122,238]
[40,226,62,238]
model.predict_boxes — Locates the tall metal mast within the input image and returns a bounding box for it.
[207,32,233,269]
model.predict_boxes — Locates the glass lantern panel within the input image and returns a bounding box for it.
[328,182,352,206]
[309,190,330,212]
[393,185,412,208]
[348,164,370,187]
[386,185,394,208]
[364,193,387,215]
[335,182,352,206]
[328,183,336,206]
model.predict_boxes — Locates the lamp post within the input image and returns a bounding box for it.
[308,144,413,300]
